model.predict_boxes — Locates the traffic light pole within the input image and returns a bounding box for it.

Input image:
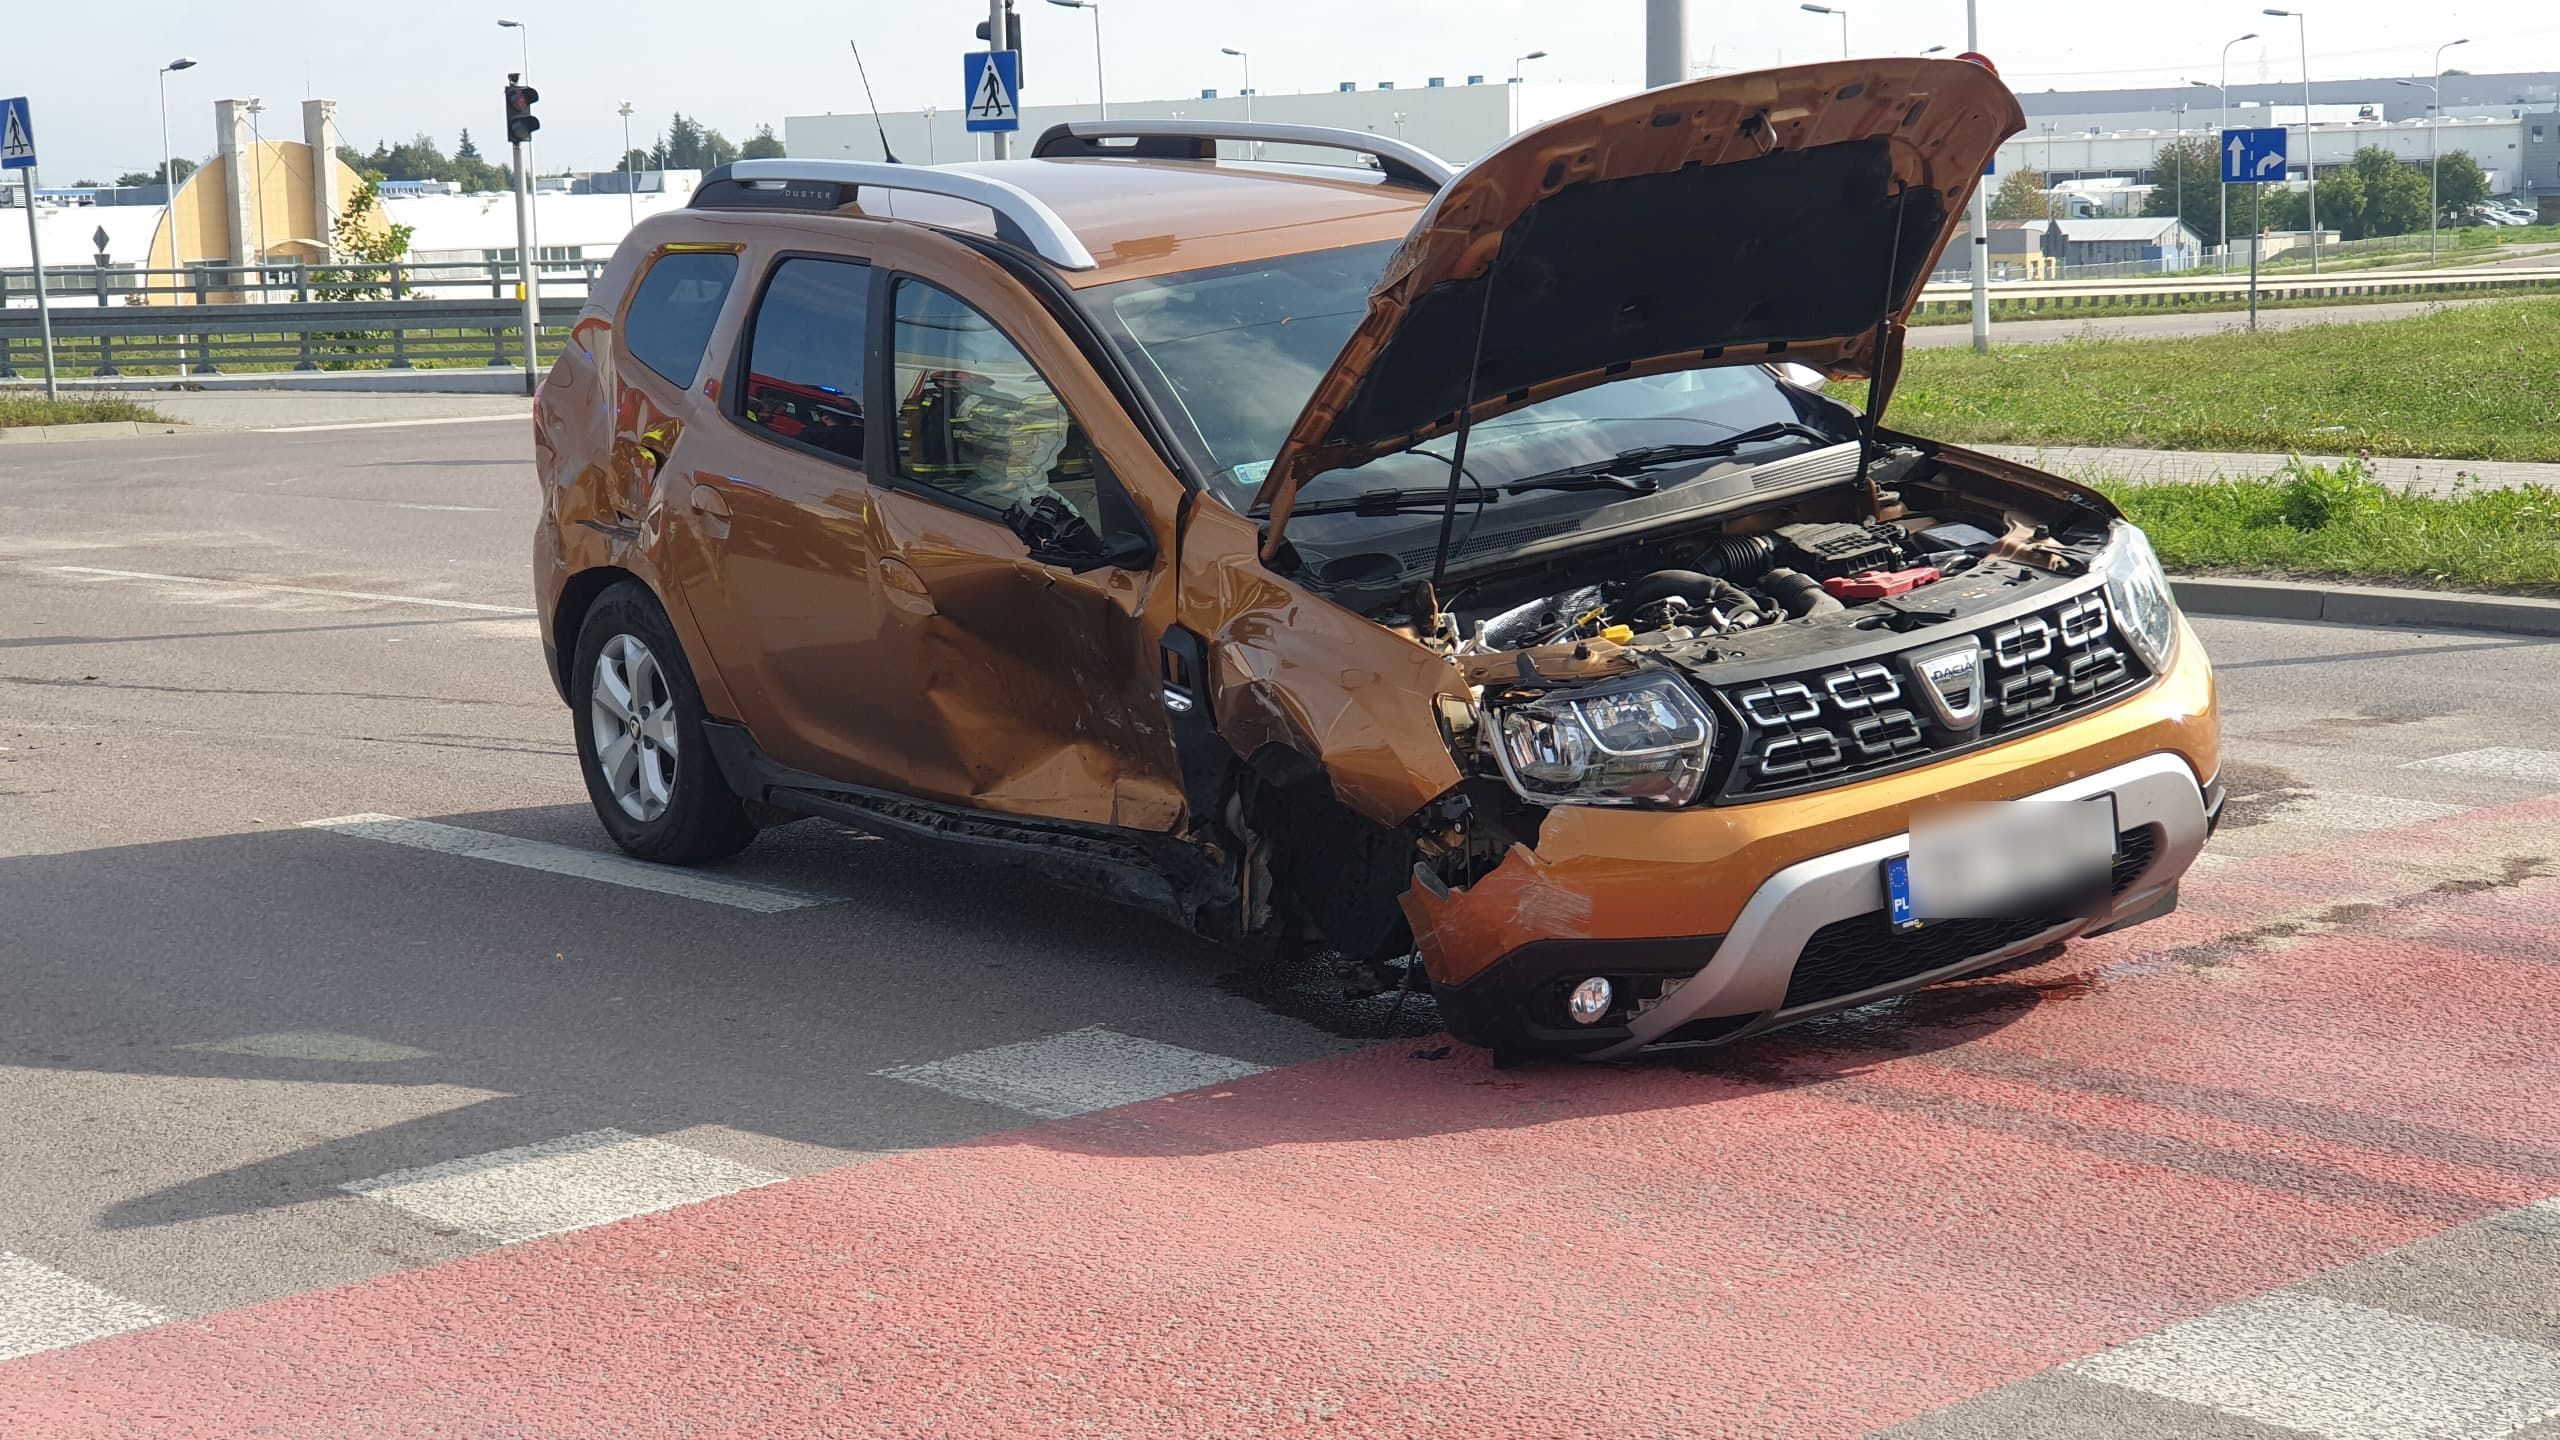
[987,0,1011,159]
[510,138,539,395]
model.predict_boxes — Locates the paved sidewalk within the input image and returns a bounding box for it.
[1976,443,2559,496]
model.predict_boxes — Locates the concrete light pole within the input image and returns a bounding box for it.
[1511,49,1547,134]
[1643,0,1686,88]
[1046,0,1106,121]
[1963,0,1989,352]
[1221,48,1253,123]
[156,57,196,304]
[2399,38,2468,263]
[1799,4,1849,59]
[2263,9,2315,272]
[244,96,268,283]
[618,101,636,227]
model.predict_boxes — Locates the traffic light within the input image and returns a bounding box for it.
[974,3,1022,85]
[504,79,541,145]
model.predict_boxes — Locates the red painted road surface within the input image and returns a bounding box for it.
[9,797,2558,1438]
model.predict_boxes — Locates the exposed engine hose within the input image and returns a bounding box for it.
[1692,533,1778,582]
[1760,567,1845,618]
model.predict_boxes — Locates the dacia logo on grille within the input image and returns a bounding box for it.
[1903,641,1982,729]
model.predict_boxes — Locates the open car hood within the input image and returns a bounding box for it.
[1250,58,2023,558]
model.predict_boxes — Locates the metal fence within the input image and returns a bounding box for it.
[0,258,605,311]
[0,296,584,377]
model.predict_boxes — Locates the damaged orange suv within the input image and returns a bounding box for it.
[533,59,2221,1061]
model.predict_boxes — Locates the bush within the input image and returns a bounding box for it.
[2276,457,2386,530]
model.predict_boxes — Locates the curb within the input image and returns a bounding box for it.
[2173,576,2560,638]
[0,420,194,444]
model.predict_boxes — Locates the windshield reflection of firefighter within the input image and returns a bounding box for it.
[899,368,1081,515]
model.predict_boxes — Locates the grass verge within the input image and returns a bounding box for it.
[1893,297,2560,462]
[0,395,168,429]
[2105,460,2560,596]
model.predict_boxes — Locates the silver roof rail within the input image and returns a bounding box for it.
[1029,120,1456,191]
[689,159,1099,271]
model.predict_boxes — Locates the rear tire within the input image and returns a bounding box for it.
[569,581,756,865]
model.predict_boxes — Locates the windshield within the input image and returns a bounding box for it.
[1079,240,1854,524]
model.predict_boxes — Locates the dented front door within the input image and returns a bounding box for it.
[851,274,1186,832]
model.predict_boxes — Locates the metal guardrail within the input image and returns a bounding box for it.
[0,296,584,377]
[1914,264,2559,314]
[0,257,602,310]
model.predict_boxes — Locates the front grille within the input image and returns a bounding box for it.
[1716,585,2146,802]
[1777,825,2160,1010]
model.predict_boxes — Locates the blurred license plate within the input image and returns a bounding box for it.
[1889,797,2118,930]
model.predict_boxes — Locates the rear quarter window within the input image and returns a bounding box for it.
[622,251,739,387]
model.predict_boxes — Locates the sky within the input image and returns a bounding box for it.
[13,0,2559,181]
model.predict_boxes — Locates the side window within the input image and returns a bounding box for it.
[736,257,870,463]
[891,279,1102,524]
[622,251,738,387]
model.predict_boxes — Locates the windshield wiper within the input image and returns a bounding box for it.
[1502,422,1840,496]
[1258,487,1502,520]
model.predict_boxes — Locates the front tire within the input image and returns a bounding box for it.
[570,582,756,864]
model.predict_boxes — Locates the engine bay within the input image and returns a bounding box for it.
[1435,449,2111,673]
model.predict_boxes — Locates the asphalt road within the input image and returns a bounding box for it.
[4,419,2559,1438]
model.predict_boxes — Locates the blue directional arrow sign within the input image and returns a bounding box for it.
[2221,126,2288,185]
[963,51,1021,134]
[0,97,37,171]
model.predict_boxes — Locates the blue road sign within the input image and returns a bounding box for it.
[2221,126,2288,185]
[964,51,1021,134]
[0,97,36,171]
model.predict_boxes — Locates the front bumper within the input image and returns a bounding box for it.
[1411,618,2219,1057]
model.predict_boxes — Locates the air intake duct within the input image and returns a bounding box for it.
[1689,533,1778,582]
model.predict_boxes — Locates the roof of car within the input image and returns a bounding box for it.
[727,156,1433,288]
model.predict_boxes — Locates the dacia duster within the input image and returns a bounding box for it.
[532,59,2222,1061]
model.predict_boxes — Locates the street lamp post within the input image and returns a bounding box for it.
[1798,3,1849,59]
[617,101,635,227]
[244,96,267,283]
[1963,0,1990,352]
[1220,47,1253,123]
[2398,38,2469,262]
[156,57,196,307]
[1045,0,1107,121]
[2263,9,2316,272]
[1511,49,1547,133]
[2173,100,2187,270]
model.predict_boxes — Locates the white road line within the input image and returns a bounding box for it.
[2072,1292,2560,1440]
[877,1025,1269,1121]
[256,414,524,434]
[343,1129,783,1245]
[2403,748,2560,787]
[303,814,833,913]
[0,1253,167,1362]
[47,566,535,615]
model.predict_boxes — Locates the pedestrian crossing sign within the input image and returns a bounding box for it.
[964,51,1020,134]
[0,97,36,171]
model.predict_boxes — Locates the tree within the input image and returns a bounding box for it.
[2139,138,2222,249]
[621,148,652,175]
[313,176,415,302]
[741,123,786,160]
[1988,167,2051,221]
[2433,152,2491,224]
[448,129,508,193]
[114,157,196,189]
[649,113,740,172]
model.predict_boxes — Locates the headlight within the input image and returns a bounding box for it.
[2102,522,2178,671]
[1490,674,1716,807]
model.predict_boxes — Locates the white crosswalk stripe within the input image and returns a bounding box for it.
[2403,748,2560,787]
[2073,1291,2560,1440]
[0,1254,166,1362]
[877,1026,1269,1120]
[343,1129,784,1245]
[303,814,833,913]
